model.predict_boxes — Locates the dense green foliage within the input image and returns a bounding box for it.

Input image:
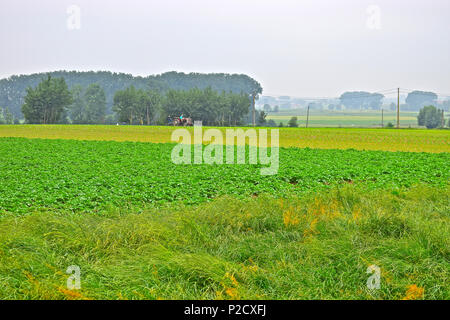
[0,71,262,119]
[0,138,448,214]
[418,105,445,129]
[19,77,260,126]
[0,185,448,299]
[162,87,252,126]
[113,86,162,125]
[69,84,107,124]
[21,76,73,124]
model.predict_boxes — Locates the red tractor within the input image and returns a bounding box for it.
[170,116,193,126]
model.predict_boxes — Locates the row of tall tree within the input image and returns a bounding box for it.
[0,71,262,119]
[113,86,253,126]
[165,88,251,126]
[20,76,260,126]
[113,87,162,125]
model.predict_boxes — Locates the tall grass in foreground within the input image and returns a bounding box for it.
[0,184,448,300]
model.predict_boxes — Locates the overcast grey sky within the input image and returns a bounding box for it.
[1,0,449,97]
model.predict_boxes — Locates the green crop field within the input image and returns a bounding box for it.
[0,137,448,214]
[0,125,449,300]
[266,110,424,128]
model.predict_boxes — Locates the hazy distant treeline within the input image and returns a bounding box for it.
[259,91,449,112]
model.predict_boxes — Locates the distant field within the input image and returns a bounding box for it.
[266,110,420,127]
[0,125,449,153]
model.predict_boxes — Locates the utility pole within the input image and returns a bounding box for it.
[252,93,256,127]
[397,88,400,129]
[442,109,446,128]
[381,108,384,128]
[306,105,310,128]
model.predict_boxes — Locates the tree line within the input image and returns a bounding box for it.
[0,71,262,120]
[339,92,385,110]
[338,91,449,112]
[19,75,263,126]
[161,87,251,126]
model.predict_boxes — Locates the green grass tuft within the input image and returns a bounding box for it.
[0,184,448,300]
